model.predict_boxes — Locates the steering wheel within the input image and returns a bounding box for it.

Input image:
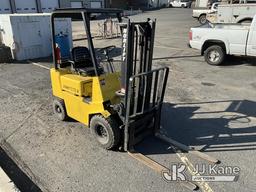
[98,45,116,56]
[97,45,116,73]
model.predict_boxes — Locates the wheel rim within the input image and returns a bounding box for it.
[55,105,62,114]
[200,16,206,24]
[208,50,220,63]
[95,124,109,144]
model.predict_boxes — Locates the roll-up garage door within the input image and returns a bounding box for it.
[0,0,12,14]
[15,0,37,13]
[90,1,102,8]
[71,2,83,8]
[41,0,59,13]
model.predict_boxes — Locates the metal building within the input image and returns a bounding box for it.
[106,0,168,9]
[60,0,105,9]
[0,0,105,14]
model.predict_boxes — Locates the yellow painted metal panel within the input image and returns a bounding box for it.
[51,68,121,126]
[60,74,92,97]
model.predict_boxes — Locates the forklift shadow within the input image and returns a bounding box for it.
[95,47,122,60]
[136,100,256,155]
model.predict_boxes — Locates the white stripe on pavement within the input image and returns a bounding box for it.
[28,60,50,70]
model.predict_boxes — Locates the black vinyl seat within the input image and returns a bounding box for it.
[71,46,103,76]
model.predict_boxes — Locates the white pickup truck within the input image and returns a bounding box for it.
[189,15,256,65]
[169,0,192,8]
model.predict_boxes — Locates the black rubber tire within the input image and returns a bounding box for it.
[204,45,225,66]
[169,4,173,8]
[238,19,252,24]
[181,4,185,8]
[53,98,68,121]
[198,14,207,24]
[90,115,120,150]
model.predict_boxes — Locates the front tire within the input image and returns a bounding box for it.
[53,98,68,121]
[90,115,120,150]
[204,45,225,66]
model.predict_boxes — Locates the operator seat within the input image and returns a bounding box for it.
[71,46,103,76]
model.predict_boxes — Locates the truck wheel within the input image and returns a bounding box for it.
[181,4,185,8]
[239,19,252,24]
[204,45,225,66]
[199,14,207,24]
[169,4,173,8]
[90,115,120,150]
[53,98,68,121]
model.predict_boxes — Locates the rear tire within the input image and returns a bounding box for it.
[181,4,185,8]
[204,45,225,66]
[90,115,120,150]
[199,14,207,24]
[53,98,68,121]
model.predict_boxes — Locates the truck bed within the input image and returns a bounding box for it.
[212,23,251,30]
[195,23,251,30]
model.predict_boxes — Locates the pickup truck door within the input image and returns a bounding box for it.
[228,29,248,55]
[247,22,256,56]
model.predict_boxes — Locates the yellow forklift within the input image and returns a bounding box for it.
[50,8,169,151]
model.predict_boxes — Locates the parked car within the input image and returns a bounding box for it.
[189,16,256,65]
[193,3,219,24]
[169,0,192,8]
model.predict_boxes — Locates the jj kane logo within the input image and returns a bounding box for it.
[162,163,240,182]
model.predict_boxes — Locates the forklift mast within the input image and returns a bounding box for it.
[119,19,169,151]
[120,19,156,90]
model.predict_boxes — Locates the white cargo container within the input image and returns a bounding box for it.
[0,13,72,61]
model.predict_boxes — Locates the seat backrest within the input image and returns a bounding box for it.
[71,46,93,68]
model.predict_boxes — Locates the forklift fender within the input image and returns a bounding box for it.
[89,110,112,123]
[101,110,112,118]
